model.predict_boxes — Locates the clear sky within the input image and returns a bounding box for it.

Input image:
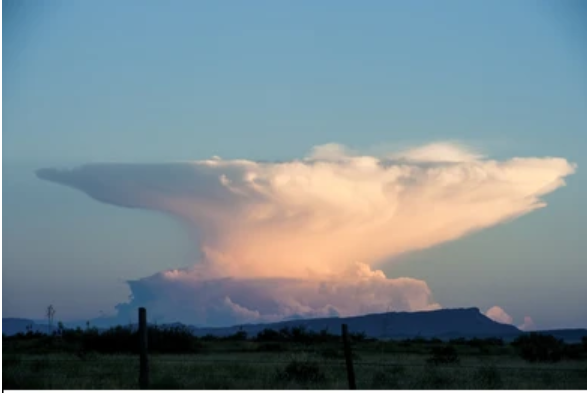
[3,0,586,328]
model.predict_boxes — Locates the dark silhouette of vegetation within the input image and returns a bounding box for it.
[255,327,340,344]
[277,358,326,384]
[512,333,565,363]
[562,343,585,360]
[256,342,287,352]
[427,345,460,365]
[5,325,202,355]
[225,330,248,341]
[4,324,586,362]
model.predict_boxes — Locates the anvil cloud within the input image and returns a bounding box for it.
[37,143,576,326]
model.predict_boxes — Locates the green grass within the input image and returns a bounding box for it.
[3,347,587,389]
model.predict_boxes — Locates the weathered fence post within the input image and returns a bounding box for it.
[138,307,149,389]
[341,323,356,390]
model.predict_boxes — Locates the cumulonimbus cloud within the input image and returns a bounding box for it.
[37,142,576,326]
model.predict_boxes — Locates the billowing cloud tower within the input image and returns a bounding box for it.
[37,143,576,326]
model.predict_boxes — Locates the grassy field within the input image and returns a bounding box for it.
[4,341,587,389]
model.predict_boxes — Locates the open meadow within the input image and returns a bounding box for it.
[3,328,587,389]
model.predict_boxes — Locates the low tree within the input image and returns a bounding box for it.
[512,333,564,363]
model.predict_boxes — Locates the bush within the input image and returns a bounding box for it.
[278,357,326,384]
[449,337,467,345]
[149,326,202,353]
[512,333,564,363]
[225,330,248,341]
[256,342,286,352]
[49,325,203,354]
[427,345,459,365]
[256,326,339,344]
[350,331,367,343]
[255,329,281,342]
[562,343,585,360]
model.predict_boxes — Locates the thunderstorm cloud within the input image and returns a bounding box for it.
[37,142,576,326]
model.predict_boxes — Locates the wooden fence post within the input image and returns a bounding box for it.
[138,307,149,389]
[341,323,356,390]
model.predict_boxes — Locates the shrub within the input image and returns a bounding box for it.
[225,330,248,341]
[426,345,459,365]
[512,333,564,363]
[278,357,326,384]
[257,342,286,352]
[563,343,585,360]
[317,328,339,343]
[149,326,202,353]
[449,337,467,345]
[255,329,281,342]
[256,326,339,344]
[290,326,310,344]
[350,331,367,342]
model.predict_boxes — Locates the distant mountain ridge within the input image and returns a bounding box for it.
[2,318,55,336]
[185,307,522,339]
[4,308,586,342]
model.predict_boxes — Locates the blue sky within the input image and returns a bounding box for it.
[3,0,586,328]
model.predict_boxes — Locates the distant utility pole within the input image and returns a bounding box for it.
[46,305,56,335]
